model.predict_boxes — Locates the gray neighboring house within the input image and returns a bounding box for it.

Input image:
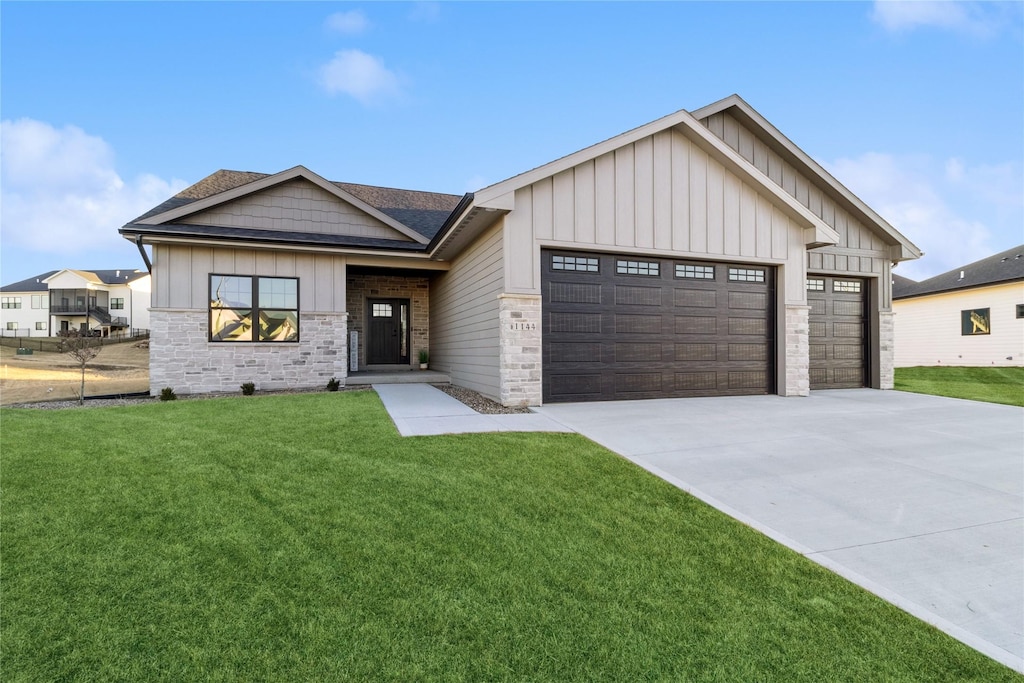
[893,245,1024,367]
[120,94,920,405]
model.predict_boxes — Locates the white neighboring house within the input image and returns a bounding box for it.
[893,245,1024,367]
[0,269,151,337]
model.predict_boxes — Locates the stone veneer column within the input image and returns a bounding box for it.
[784,304,810,397]
[878,310,895,390]
[148,309,348,396]
[498,293,542,407]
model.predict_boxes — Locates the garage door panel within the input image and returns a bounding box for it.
[675,316,717,334]
[543,250,774,402]
[808,276,867,390]
[674,289,717,307]
[615,314,662,334]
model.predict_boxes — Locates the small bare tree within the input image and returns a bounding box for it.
[60,331,100,405]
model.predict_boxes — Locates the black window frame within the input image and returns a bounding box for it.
[209,274,300,343]
[1017,304,1024,319]
[675,263,715,280]
[616,259,660,277]
[110,298,125,310]
[551,254,600,273]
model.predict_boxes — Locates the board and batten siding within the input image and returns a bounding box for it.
[700,111,892,307]
[430,221,504,400]
[184,179,413,241]
[151,244,348,313]
[503,128,809,303]
[894,282,1024,367]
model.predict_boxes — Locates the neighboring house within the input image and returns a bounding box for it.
[0,269,151,337]
[893,245,1024,367]
[120,94,920,405]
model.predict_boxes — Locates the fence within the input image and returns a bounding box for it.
[0,329,149,353]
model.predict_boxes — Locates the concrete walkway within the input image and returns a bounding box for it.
[374,384,572,436]
[535,390,1024,672]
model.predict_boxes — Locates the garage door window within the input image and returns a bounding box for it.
[834,280,861,293]
[552,255,599,272]
[807,278,825,291]
[617,260,659,276]
[676,264,715,280]
[728,267,765,283]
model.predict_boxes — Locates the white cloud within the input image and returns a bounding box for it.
[318,49,402,104]
[827,152,1023,279]
[325,10,368,35]
[1,118,187,256]
[870,1,1009,36]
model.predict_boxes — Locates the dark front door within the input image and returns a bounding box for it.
[367,298,410,365]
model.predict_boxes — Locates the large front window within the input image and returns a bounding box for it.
[209,275,299,342]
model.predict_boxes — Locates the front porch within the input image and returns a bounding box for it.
[347,368,450,386]
[346,269,431,373]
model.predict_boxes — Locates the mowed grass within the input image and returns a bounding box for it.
[1,393,1017,682]
[896,366,1024,406]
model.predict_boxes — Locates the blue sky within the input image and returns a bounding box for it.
[2,1,1022,285]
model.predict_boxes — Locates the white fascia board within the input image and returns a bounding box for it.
[693,95,922,260]
[475,191,515,211]
[134,233,439,261]
[136,165,428,245]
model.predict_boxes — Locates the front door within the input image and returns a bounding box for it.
[367,298,410,365]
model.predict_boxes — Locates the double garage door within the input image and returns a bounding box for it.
[542,250,775,403]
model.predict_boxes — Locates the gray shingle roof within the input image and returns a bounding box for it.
[1,269,146,292]
[130,169,464,242]
[893,244,1024,299]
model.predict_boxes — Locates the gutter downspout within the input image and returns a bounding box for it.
[135,235,153,273]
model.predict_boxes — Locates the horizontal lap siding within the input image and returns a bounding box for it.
[430,222,504,399]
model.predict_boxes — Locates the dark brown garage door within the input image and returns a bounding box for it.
[542,250,775,403]
[807,276,867,389]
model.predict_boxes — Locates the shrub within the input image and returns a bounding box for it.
[326,377,341,392]
[159,387,177,401]
[418,349,429,364]
[240,382,256,396]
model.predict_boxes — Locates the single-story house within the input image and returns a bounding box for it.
[893,245,1024,367]
[0,269,151,337]
[120,94,920,405]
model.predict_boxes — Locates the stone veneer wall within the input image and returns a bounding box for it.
[784,304,810,396]
[346,274,429,369]
[498,293,542,407]
[878,310,895,390]
[149,309,348,395]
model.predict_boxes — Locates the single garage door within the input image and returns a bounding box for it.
[807,275,867,389]
[542,250,775,403]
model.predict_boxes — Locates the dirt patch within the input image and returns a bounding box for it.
[0,342,150,405]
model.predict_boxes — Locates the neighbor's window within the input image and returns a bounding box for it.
[1,297,21,309]
[728,267,765,283]
[961,308,991,336]
[31,295,48,309]
[35,322,46,330]
[6,322,16,330]
[552,255,599,272]
[676,264,715,280]
[110,298,125,310]
[617,260,660,276]
[1017,304,1024,319]
[210,275,299,342]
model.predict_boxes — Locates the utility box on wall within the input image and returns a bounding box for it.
[349,330,358,373]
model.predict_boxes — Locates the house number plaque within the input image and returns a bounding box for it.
[508,322,537,331]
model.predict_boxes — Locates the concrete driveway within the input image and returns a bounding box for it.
[534,389,1023,672]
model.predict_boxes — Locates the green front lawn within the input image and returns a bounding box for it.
[895,366,1024,406]
[1,393,1017,681]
